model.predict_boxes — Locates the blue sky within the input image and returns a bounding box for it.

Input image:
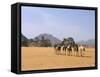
[21,6,95,41]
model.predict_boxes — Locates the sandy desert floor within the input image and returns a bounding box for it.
[21,47,95,71]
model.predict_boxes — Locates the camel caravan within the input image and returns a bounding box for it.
[54,37,86,57]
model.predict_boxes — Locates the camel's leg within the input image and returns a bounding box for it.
[75,51,77,56]
[69,51,71,56]
[81,50,85,57]
[70,51,72,56]
[63,50,66,55]
[58,50,60,55]
[67,51,70,56]
[63,48,65,55]
[58,49,62,55]
[55,49,57,55]
[80,50,83,57]
[76,51,79,56]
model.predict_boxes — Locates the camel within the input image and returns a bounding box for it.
[79,45,86,57]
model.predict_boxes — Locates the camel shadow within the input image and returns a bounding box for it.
[73,55,92,58]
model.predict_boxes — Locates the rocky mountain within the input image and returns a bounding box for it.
[21,33,95,47]
[34,33,61,46]
[21,34,29,47]
[21,34,28,42]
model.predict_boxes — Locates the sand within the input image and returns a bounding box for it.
[21,47,95,71]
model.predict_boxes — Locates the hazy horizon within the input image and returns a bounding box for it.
[21,6,95,42]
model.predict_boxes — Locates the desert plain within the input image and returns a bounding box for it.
[21,47,95,71]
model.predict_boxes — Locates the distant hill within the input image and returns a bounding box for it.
[21,34,29,46]
[21,33,61,47]
[21,34,95,47]
[34,33,61,46]
[77,39,95,47]
[21,34,28,42]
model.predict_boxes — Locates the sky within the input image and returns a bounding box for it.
[21,6,95,42]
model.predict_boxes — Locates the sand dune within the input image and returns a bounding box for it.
[21,47,95,71]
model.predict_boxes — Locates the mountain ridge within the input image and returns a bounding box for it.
[33,33,61,46]
[21,33,95,47]
[77,39,95,47]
